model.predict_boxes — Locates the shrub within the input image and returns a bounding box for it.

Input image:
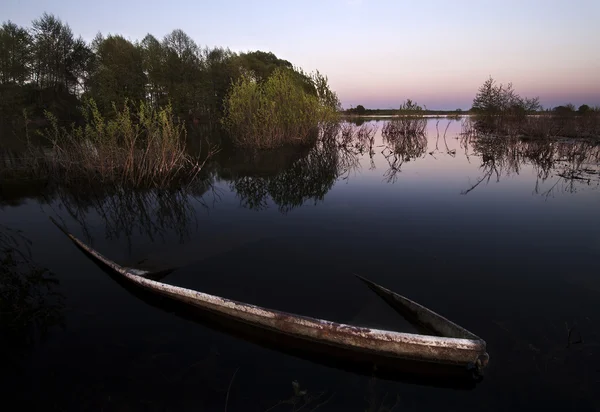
[222,68,339,149]
[382,99,427,137]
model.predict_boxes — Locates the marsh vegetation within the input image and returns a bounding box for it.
[469,77,600,139]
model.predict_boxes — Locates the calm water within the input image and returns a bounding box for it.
[1,119,599,411]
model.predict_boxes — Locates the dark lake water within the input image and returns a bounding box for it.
[1,119,599,411]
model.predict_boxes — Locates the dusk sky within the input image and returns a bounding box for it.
[2,0,599,110]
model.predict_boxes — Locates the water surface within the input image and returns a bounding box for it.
[1,119,599,411]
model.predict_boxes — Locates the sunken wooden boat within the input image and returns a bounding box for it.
[51,218,489,377]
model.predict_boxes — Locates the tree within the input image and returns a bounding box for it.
[66,37,94,95]
[472,76,540,115]
[238,51,293,82]
[200,47,239,124]
[355,105,366,114]
[472,77,502,114]
[88,34,146,113]
[553,104,576,116]
[140,34,166,107]
[578,104,590,115]
[0,21,32,84]
[161,29,202,115]
[30,13,76,91]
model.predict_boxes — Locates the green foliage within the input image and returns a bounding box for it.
[38,98,204,187]
[222,68,339,148]
[30,13,83,92]
[0,21,32,84]
[0,13,340,142]
[237,50,293,81]
[88,34,146,114]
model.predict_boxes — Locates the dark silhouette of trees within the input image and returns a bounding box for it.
[1,13,326,130]
[577,104,590,115]
[0,21,32,85]
[87,34,146,113]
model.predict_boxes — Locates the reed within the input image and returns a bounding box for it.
[31,99,212,188]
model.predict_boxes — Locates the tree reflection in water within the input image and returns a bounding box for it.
[49,177,217,248]
[381,122,428,183]
[0,225,64,363]
[227,123,377,213]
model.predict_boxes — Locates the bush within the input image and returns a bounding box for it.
[222,68,339,149]
[382,99,427,137]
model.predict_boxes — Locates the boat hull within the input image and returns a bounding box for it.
[52,217,489,376]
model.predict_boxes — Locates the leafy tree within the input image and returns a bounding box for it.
[30,13,76,91]
[552,104,576,118]
[355,105,366,114]
[64,37,94,96]
[199,47,239,124]
[140,34,166,107]
[161,29,202,114]
[238,51,293,81]
[0,21,32,84]
[88,34,146,113]
[577,104,590,115]
[311,70,341,112]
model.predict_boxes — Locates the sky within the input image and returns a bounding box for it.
[2,0,599,110]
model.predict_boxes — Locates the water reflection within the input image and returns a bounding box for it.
[2,120,600,410]
[2,120,599,241]
[224,123,377,213]
[0,224,65,360]
[460,130,600,196]
[381,121,428,183]
[50,180,216,246]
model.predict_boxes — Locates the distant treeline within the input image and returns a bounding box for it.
[344,99,597,117]
[0,13,337,131]
[467,77,599,138]
[343,106,465,116]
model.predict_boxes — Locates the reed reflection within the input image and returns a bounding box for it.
[0,224,65,364]
[460,129,600,196]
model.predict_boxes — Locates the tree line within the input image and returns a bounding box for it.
[0,13,328,128]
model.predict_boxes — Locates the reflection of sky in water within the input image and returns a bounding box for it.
[1,119,599,410]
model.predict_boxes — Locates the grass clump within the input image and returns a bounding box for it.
[382,99,427,137]
[222,68,339,149]
[37,98,208,187]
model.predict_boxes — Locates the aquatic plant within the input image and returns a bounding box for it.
[470,77,600,139]
[35,98,214,187]
[382,99,427,138]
